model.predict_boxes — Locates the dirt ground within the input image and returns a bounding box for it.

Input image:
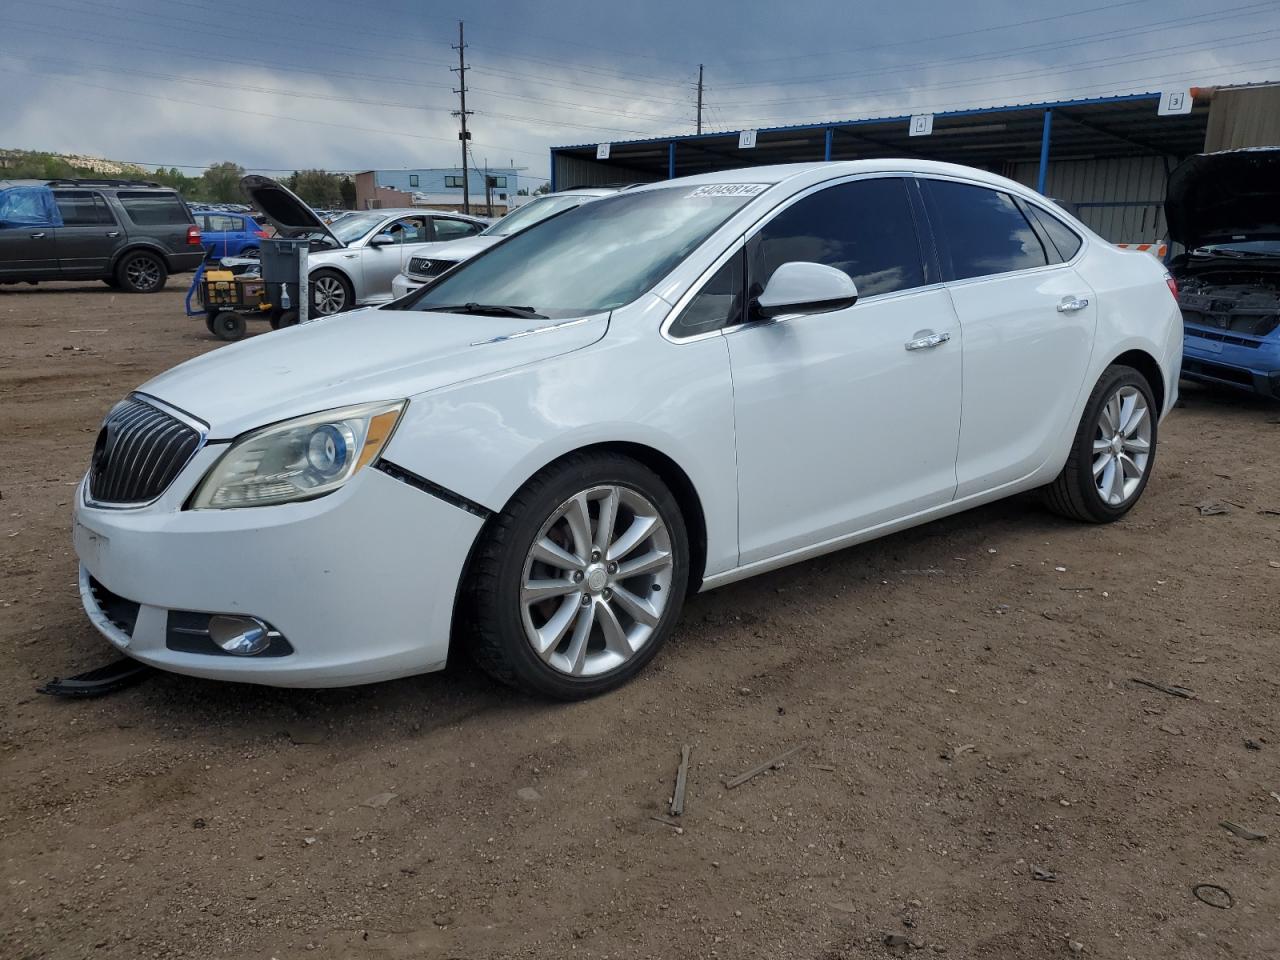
[1,279,1278,960]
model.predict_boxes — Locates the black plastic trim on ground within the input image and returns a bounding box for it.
[375,460,493,519]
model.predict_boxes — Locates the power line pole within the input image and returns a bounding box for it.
[696,64,704,134]
[451,20,473,214]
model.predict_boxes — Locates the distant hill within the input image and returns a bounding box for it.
[0,149,151,180]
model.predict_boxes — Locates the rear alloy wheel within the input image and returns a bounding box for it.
[117,251,167,293]
[1043,364,1158,523]
[310,270,352,316]
[467,453,689,699]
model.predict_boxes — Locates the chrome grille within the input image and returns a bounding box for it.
[407,256,453,279]
[88,397,202,505]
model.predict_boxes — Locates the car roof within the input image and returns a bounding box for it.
[366,207,487,220]
[625,159,1034,194]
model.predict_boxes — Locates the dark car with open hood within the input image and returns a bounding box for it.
[1167,148,1280,399]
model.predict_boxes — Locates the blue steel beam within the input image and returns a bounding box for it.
[1036,108,1053,195]
[824,127,833,161]
[668,141,676,179]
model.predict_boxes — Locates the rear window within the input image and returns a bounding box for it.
[1025,203,1083,261]
[116,191,191,226]
[924,179,1048,280]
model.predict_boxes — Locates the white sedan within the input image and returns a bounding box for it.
[73,160,1181,698]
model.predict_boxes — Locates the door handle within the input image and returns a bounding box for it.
[106,231,120,238]
[1057,296,1090,313]
[30,232,46,239]
[905,331,951,351]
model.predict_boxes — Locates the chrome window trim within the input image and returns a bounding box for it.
[907,173,1089,286]
[661,171,935,344]
[81,392,209,511]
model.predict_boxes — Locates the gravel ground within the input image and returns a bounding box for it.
[1,280,1278,960]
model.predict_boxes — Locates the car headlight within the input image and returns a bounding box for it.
[190,400,406,509]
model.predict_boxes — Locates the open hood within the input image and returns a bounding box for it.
[1166,149,1280,248]
[240,174,341,247]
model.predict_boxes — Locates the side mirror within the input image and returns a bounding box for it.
[368,233,395,247]
[755,262,858,320]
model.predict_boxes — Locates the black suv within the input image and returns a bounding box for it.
[0,178,204,292]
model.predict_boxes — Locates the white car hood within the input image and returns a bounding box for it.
[411,234,502,263]
[139,307,608,439]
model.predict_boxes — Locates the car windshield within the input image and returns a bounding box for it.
[1193,240,1280,258]
[406,185,764,319]
[482,194,592,237]
[328,213,384,244]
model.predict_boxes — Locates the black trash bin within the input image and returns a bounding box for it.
[260,237,309,325]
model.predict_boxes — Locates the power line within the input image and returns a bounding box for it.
[711,27,1280,115]
[0,65,552,161]
[713,0,1280,90]
[711,58,1280,130]
[718,0,1156,66]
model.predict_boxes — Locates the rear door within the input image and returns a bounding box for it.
[919,177,1097,497]
[52,190,123,275]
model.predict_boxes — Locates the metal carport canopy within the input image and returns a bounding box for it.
[550,92,1210,191]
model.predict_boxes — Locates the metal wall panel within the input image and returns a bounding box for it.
[553,154,660,189]
[1008,156,1174,244]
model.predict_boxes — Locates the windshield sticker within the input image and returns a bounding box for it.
[685,183,768,199]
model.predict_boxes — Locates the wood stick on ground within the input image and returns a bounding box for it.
[1130,677,1195,699]
[671,744,691,817]
[724,744,807,790]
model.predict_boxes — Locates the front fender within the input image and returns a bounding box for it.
[383,296,741,578]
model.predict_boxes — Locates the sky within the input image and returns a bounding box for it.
[2,0,1278,184]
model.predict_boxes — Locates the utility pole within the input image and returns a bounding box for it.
[696,64,704,135]
[451,20,473,214]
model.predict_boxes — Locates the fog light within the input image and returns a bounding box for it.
[208,615,271,656]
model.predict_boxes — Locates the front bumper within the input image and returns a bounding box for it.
[1182,324,1280,398]
[72,447,485,687]
[390,273,424,299]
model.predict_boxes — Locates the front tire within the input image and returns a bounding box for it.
[310,269,352,316]
[116,251,167,293]
[466,452,690,699]
[1043,364,1158,523]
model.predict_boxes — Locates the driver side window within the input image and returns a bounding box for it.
[386,217,428,243]
[748,177,927,300]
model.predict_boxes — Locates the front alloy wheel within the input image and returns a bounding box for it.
[520,485,675,677]
[311,271,349,315]
[467,452,689,699]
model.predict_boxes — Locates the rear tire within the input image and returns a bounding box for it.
[465,452,690,700]
[211,311,247,342]
[1043,364,1158,523]
[116,251,167,293]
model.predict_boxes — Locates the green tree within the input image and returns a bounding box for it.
[201,161,246,203]
[339,175,356,210]
[533,182,552,195]
[289,169,342,207]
